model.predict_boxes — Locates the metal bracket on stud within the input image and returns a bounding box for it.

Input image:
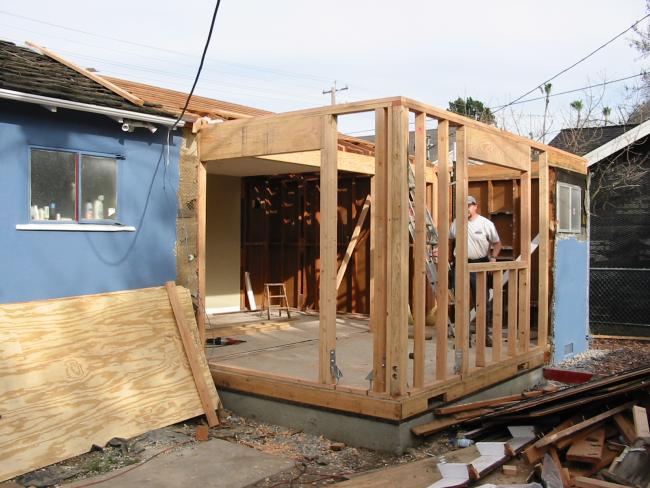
[330,349,343,382]
[365,369,374,389]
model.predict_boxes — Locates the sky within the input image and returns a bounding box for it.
[1,1,649,139]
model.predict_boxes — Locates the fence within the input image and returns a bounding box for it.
[590,267,650,334]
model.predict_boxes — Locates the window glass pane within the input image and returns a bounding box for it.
[558,184,570,231]
[81,156,117,220]
[571,187,581,232]
[30,149,76,220]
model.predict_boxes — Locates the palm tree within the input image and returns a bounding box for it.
[570,99,584,126]
[602,106,612,126]
[540,83,552,142]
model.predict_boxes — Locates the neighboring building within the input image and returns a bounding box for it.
[0,40,184,303]
[550,122,650,335]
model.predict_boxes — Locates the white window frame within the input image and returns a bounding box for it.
[556,182,582,233]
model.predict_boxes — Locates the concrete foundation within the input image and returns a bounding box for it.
[219,366,544,454]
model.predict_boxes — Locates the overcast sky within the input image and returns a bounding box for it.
[1,1,648,138]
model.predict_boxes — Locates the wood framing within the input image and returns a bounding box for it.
[455,126,470,374]
[465,126,529,171]
[197,160,207,344]
[413,112,427,388]
[337,195,371,290]
[537,152,550,347]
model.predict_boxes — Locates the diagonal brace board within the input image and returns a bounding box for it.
[336,195,371,290]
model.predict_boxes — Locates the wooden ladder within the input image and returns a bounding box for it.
[263,283,291,320]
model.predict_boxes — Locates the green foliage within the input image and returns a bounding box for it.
[448,97,495,124]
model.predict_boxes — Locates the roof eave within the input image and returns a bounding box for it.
[585,119,650,166]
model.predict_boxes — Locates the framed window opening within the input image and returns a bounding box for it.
[29,147,119,223]
[557,181,582,233]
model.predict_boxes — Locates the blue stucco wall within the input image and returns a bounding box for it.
[0,100,182,304]
[552,235,589,363]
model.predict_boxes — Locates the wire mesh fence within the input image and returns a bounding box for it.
[590,267,650,335]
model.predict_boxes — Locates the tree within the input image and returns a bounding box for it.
[570,99,584,126]
[602,106,611,126]
[448,97,495,124]
[540,83,553,143]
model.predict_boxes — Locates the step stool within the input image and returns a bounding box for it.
[263,283,291,320]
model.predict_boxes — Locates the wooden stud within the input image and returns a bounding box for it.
[413,112,427,388]
[518,168,531,351]
[319,114,338,384]
[507,270,518,356]
[574,477,632,488]
[197,160,207,345]
[436,120,450,381]
[476,271,487,367]
[537,152,549,347]
[632,405,650,440]
[386,105,409,397]
[465,126,530,171]
[165,282,220,427]
[336,195,371,290]
[454,126,470,375]
[492,270,503,362]
[371,107,388,393]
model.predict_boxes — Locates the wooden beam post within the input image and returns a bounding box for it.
[436,120,450,381]
[413,112,427,388]
[476,271,487,367]
[537,151,549,348]
[455,126,470,375]
[319,114,338,384]
[371,107,388,393]
[492,270,503,362]
[386,105,409,396]
[197,160,207,346]
[518,162,532,352]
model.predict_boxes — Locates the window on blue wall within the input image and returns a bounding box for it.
[557,182,582,233]
[30,148,118,222]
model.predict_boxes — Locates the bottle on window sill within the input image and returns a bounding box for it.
[85,201,93,220]
[93,195,104,220]
[49,202,56,221]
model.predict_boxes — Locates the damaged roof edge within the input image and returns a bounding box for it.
[0,87,184,128]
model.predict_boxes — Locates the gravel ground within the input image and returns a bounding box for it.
[557,337,650,375]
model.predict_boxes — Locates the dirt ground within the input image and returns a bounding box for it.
[11,337,650,488]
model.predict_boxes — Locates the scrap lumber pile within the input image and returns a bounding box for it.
[412,365,650,487]
[0,282,220,482]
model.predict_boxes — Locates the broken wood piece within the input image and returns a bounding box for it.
[632,405,650,441]
[502,464,518,476]
[613,414,636,444]
[566,427,605,464]
[330,442,346,451]
[523,417,577,464]
[411,417,462,437]
[433,390,543,415]
[166,282,220,427]
[534,402,633,449]
[196,424,209,442]
[454,408,494,420]
[574,476,633,488]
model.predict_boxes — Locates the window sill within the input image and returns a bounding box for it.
[16,223,136,232]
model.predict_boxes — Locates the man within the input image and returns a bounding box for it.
[450,196,502,343]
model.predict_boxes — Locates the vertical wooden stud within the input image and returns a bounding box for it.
[507,269,518,356]
[413,112,427,388]
[519,166,531,352]
[371,107,388,393]
[319,114,338,384]
[454,126,470,375]
[435,120,450,381]
[476,271,487,367]
[537,151,549,348]
[386,104,409,397]
[197,160,207,346]
[492,270,503,362]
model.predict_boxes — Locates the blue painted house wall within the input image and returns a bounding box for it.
[552,235,590,363]
[0,100,182,304]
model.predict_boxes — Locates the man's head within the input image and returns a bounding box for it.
[468,196,479,218]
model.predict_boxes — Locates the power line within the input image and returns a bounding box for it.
[491,72,645,110]
[494,13,650,114]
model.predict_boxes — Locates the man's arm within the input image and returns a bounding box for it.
[490,241,502,261]
[487,220,501,261]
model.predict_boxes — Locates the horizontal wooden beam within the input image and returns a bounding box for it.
[467,261,528,272]
[465,126,529,171]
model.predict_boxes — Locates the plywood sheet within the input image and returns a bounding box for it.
[0,286,219,482]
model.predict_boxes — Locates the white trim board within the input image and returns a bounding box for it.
[585,118,650,166]
[16,223,136,232]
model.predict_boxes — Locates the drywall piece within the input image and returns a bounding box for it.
[506,425,536,453]
[471,441,506,475]
[427,463,470,488]
[0,286,219,482]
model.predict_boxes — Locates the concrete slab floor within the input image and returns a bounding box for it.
[65,439,295,488]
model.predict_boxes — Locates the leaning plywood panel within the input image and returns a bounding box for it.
[0,286,219,482]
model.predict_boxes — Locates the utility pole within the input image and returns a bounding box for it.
[322,80,348,105]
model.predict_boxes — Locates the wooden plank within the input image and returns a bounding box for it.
[433,390,543,415]
[574,477,632,488]
[200,115,323,160]
[319,114,338,384]
[435,120,450,381]
[455,126,470,375]
[492,270,503,362]
[413,112,427,388]
[476,271,487,367]
[205,320,293,338]
[467,261,527,272]
[166,282,220,427]
[386,105,409,396]
[259,149,376,175]
[0,286,219,482]
[507,265,518,356]
[465,126,530,171]
[197,161,207,345]
[613,413,636,444]
[633,405,650,440]
[549,447,571,488]
[566,427,605,464]
[371,107,388,393]
[26,41,145,107]
[537,152,549,347]
[337,195,371,290]
[534,402,634,449]
[518,168,531,351]
[244,271,257,311]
